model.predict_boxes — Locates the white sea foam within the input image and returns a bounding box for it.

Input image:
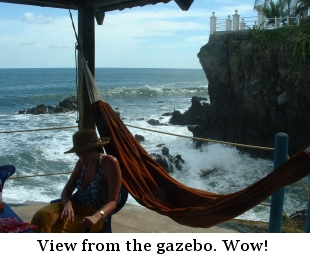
[2,111,308,222]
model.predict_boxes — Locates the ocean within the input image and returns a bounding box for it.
[0,68,308,223]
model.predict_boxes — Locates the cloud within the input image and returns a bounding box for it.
[20,12,53,24]
[1,5,209,68]
[20,41,35,46]
[96,9,206,43]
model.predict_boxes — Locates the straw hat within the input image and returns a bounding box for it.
[64,129,110,154]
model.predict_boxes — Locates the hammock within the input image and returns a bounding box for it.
[79,55,310,228]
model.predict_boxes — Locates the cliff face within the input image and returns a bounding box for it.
[193,31,310,158]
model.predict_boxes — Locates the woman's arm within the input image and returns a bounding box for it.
[60,159,83,222]
[100,155,123,216]
[80,155,122,228]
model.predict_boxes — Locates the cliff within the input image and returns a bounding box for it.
[173,29,310,159]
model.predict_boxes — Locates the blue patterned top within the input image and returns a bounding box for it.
[72,159,109,210]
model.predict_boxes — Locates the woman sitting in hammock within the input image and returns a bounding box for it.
[31,129,122,232]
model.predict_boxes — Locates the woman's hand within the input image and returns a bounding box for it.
[61,201,74,222]
[80,213,101,228]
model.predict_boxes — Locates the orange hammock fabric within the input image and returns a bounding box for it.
[91,100,310,228]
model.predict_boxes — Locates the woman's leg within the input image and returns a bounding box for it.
[31,202,62,233]
[52,201,104,233]
[31,201,104,233]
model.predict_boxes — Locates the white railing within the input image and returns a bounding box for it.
[264,16,300,29]
[210,10,300,35]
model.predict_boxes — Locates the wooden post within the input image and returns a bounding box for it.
[78,6,96,130]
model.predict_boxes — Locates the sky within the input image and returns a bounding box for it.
[0,1,257,69]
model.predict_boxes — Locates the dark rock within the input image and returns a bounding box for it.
[59,96,77,110]
[135,134,145,142]
[162,112,172,116]
[162,147,169,156]
[19,96,78,114]
[156,143,165,147]
[175,154,185,170]
[188,125,198,132]
[169,96,209,125]
[198,97,208,101]
[28,104,48,114]
[278,91,293,105]
[54,106,68,113]
[147,119,160,126]
[151,153,174,173]
[199,168,217,177]
[151,147,185,173]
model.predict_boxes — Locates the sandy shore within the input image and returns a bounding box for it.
[8,202,304,233]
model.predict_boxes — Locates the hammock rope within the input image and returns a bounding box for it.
[0,125,274,150]
[126,124,274,150]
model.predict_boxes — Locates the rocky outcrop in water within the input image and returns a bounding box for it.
[19,96,77,114]
[170,31,310,159]
[151,146,185,173]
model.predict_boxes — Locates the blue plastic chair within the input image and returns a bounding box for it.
[0,165,16,187]
[100,185,128,233]
[50,185,128,233]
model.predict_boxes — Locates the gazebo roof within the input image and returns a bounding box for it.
[0,0,194,12]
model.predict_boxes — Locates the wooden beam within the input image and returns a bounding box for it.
[95,11,105,25]
[78,6,96,130]
[174,0,194,10]
[0,0,182,12]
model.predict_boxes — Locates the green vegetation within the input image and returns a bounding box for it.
[292,30,310,65]
[248,24,310,66]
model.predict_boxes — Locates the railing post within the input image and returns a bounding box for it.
[226,15,232,31]
[240,18,246,30]
[268,133,289,233]
[274,16,278,29]
[232,10,239,31]
[210,12,217,35]
[258,10,265,29]
[287,15,289,25]
[254,21,257,29]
